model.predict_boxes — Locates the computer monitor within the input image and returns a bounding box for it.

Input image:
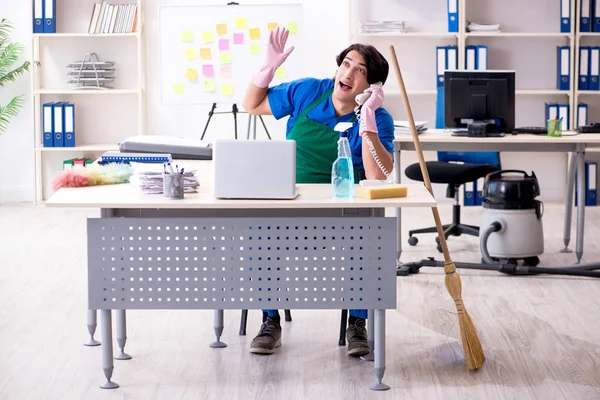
[444,70,515,137]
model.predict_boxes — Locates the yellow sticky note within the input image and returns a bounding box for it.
[184,48,197,61]
[249,43,261,55]
[185,68,198,81]
[222,83,234,97]
[267,22,278,31]
[219,51,232,65]
[236,18,247,29]
[286,22,298,34]
[202,31,214,44]
[181,30,193,43]
[249,27,261,40]
[275,66,287,79]
[200,47,212,60]
[216,23,228,36]
[204,80,216,92]
[174,84,185,94]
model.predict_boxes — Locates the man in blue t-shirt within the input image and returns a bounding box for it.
[242,26,395,356]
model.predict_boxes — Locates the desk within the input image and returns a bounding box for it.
[393,130,600,263]
[46,182,435,390]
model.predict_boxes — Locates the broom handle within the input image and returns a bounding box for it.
[388,45,451,263]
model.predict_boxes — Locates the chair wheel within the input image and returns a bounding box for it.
[408,236,418,246]
[523,256,540,266]
[507,258,518,266]
[437,243,443,253]
[435,236,440,244]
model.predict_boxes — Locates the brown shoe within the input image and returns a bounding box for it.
[346,318,370,357]
[249,317,282,355]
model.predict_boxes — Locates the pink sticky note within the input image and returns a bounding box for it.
[219,39,230,51]
[220,65,232,78]
[233,33,244,45]
[202,64,215,77]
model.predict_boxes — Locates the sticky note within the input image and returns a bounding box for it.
[184,48,197,61]
[233,33,244,45]
[200,48,212,60]
[202,64,215,77]
[181,30,193,43]
[249,27,261,40]
[222,84,234,97]
[286,22,298,34]
[249,43,261,55]
[174,84,184,94]
[220,65,232,78]
[267,22,278,31]
[236,18,247,29]
[219,39,230,51]
[216,23,228,36]
[219,51,232,65]
[275,66,287,79]
[204,80,216,92]
[202,31,214,44]
[185,68,198,81]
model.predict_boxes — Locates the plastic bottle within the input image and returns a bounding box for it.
[331,130,354,198]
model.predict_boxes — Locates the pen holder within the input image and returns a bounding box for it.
[163,173,184,200]
[547,119,563,137]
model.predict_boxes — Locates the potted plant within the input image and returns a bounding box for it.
[0,18,36,135]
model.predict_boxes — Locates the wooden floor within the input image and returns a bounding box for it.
[1,201,599,400]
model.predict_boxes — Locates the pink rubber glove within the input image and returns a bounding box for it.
[357,84,384,135]
[252,26,295,88]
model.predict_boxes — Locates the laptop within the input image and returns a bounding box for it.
[212,139,298,199]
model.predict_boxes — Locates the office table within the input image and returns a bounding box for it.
[46,182,436,390]
[393,130,600,263]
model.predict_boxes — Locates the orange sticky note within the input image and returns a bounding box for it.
[249,27,260,40]
[204,80,216,92]
[200,47,212,60]
[219,51,232,65]
[181,30,193,43]
[185,68,198,81]
[202,31,214,44]
[184,48,197,61]
[222,83,234,96]
[236,18,247,29]
[216,23,228,36]
[286,22,298,34]
[249,43,261,55]
[267,22,278,31]
[275,66,287,79]
[174,84,185,94]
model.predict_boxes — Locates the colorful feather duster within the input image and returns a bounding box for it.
[52,163,133,191]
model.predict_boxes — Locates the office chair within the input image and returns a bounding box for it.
[405,151,501,252]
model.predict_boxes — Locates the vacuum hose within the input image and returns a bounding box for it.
[480,221,503,264]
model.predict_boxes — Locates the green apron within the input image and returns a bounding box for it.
[287,89,361,184]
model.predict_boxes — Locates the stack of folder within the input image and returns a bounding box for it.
[128,162,200,194]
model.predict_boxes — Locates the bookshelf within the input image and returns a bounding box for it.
[31,0,145,204]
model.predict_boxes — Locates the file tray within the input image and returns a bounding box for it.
[118,135,213,160]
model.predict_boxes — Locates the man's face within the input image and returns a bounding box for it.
[333,50,370,105]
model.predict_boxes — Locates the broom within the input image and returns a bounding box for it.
[388,44,485,370]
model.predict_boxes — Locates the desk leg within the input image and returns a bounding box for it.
[394,149,402,264]
[370,309,389,391]
[561,152,576,253]
[114,310,131,360]
[210,309,227,348]
[84,309,101,346]
[100,310,119,389]
[361,309,375,361]
[576,145,586,263]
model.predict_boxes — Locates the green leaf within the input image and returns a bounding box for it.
[0,95,24,135]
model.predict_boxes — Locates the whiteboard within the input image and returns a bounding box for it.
[159,3,304,105]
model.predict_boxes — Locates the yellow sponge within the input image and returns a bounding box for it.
[355,184,408,199]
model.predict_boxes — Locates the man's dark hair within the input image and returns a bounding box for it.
[335,44,389,85]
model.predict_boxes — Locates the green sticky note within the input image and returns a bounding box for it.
[286,22,298,34]
[249,43,261,55]
[184,48,197,61]
[174,84,185,94]
[219,51,232,65]
[181,30,193,43]
[202,31,214,44]
[275,66,287,79]
[204,80,216,92]
[222,83,234,96]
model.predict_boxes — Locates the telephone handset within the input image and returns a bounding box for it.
[355,82,395,184]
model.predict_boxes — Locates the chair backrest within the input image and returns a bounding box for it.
[437,151,501,167]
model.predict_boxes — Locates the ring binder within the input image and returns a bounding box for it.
[101,152,172,163]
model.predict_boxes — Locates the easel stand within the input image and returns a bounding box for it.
[200,103,272,140]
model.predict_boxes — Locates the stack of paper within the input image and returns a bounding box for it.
[467,22,501,32]
[128,162,200,194]
[394,120,428,134]
[360,21,406,33]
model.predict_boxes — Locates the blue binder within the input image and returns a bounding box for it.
[590,46,600,89]
[63,103,75,147]
[447,0,458,32]
[557,46,570,90]
[33,0,44,33]
[42,102,54,147]
[464,181,475,206]
[475,177,485,206]
[560,0,571,32]
[52,102,64,147]
[476,45,488,70]
[579,46,590,90]
[587,161,597,206]
[582,0,592,31]
[577,103,588,127]
[465,45,477,70]
[43,0,55,33]
[436,46,447,87]
[594,0,600,31]
[435,86,444,129]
